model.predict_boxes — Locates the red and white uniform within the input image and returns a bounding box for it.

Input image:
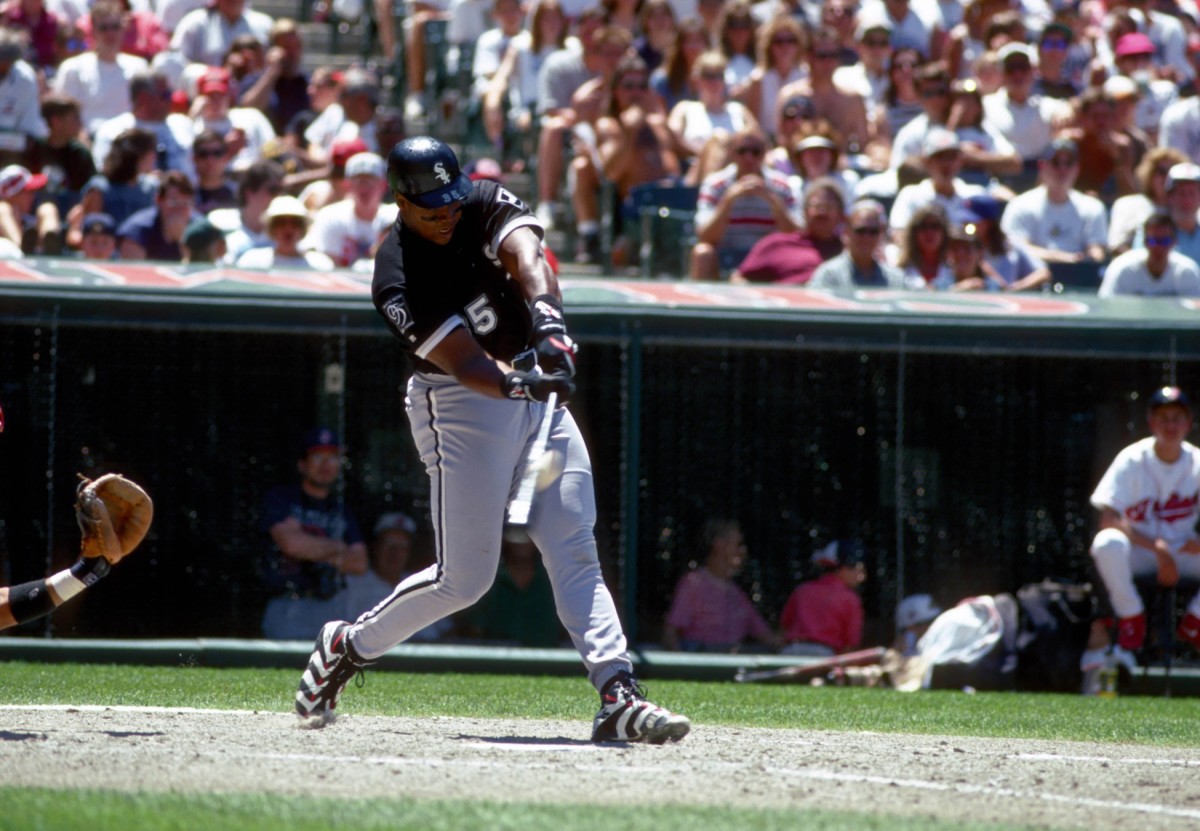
[1089,437,1200,618]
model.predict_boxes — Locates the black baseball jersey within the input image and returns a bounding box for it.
[372,179,543,376]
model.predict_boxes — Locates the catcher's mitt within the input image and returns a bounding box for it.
[75,473,154,564]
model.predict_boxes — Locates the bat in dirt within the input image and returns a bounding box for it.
[734,646,888,683]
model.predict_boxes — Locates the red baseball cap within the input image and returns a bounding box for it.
[331,137,369,168]
[198,67,232,95]
[0,165,47,199]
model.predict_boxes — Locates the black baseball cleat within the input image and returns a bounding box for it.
[295,620,372,726]
[591,671,691,744]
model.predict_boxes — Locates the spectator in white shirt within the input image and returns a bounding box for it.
[237,195,335,271]
[1000,137,1108,264]
[0,29,49,163]
[210,158,284,263]
[1160,89,1200,164]
[888,127,984,239]
[981,43,1071,164]
[91,70,195,180]
[1099,212,1200,297]
[303,151,396,269]
[52,0,148,135]
[833,18,892,123]
[304,67,380,164]
[170,0,271,67]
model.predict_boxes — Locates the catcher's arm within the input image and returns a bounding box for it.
[0,473,153,632]
[0,556,113,631]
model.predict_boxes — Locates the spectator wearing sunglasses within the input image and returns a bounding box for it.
[1000,137,1108,265]
[887,127,985,240]
[982,43,1072,165]
[1132,163,1200,268]
[833,19,893,121]
[888,61,953,170]
[691,125,801,280]
[189,67,276,173]
[1108,147,1187,258]
[667,51,757,186]
[731,178,845,285]
[191,130,237,214]
[1032,21,1080,101]
[1099,212,1200,297]
[715,0,757,90]
[810,199,910,288]
[776,26,874,163]
[733,16,805,141]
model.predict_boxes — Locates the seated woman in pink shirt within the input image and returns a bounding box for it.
[780,540,866,656]
[663,518,779,653]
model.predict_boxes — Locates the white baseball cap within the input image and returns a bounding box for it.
[345,151,386,180]
[262,195,311,226]
[1167,163,1200,191]
[896,593,942,629]
[374,511,417,537]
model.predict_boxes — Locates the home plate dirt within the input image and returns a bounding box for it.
[3,705,1200,829]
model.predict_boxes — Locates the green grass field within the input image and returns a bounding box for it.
[2,661,1198,831]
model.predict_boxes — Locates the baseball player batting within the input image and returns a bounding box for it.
[1087,386,1200,666]
[294,137,690,744]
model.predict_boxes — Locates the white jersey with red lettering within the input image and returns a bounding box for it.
[1090,437,1200,546]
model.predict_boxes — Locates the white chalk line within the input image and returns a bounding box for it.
[0,704,283,717]
[5,706,1200,821]
[1012,752,1200,768]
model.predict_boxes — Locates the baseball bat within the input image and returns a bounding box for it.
[503,391,557,542]
[734,646,887,683]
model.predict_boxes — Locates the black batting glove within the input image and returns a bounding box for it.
[537,332,578,377]
[502,370,574,404]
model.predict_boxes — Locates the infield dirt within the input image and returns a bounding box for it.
[3,704,1200,829]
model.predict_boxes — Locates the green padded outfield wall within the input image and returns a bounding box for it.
[1,260,1197,646]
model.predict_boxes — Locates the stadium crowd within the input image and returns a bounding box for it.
[0,0,1198,290]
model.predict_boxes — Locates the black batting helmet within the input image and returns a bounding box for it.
[387,137,473,208]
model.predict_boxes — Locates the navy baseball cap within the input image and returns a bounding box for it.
[811,539,865,569]
[1148,386,1191,411]
[81,212,116,236]
[1042,137,1078,161]
[964,194,1004,222]
[301,427,341,456]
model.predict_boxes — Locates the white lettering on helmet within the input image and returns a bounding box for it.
[434,162,452,184]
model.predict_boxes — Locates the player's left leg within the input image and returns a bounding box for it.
[1170,550,1200,650]
[528,410,690,743]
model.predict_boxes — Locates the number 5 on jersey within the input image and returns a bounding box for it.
[466,295,497,334]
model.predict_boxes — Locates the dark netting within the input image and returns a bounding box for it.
[0,319,1186,646]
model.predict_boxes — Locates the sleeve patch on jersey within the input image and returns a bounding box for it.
[495,186,525,210]
[383,299,417,342]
